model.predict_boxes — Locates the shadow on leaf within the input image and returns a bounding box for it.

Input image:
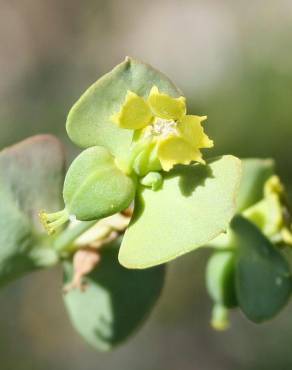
[166,163,214,197]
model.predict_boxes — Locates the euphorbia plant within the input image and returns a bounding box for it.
[0,57,291,351]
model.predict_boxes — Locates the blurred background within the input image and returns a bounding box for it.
[1,0,292,369]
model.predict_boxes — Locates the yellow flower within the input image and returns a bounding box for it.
[244,176,292,246]
[111,86,213,173]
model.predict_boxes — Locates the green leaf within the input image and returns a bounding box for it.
[0,135,65,286]
[119,155,242,269]
[63,146,136,220]
[237,158,275,212]
[63,240,165,351]
[232,216,291,322]
[66,57,181,158]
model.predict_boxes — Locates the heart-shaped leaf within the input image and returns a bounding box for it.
[237,158,275,212]
[66,57,181,158]
[232,216,291,322]
[0,135,65,286]
[119,155,241,268]
[63,240,165,351]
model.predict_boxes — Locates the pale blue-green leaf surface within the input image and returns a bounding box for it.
[0,135,65,286]
[66,57,181,158]
[63,146,136,220]
[63,240,165,351]
[119,155,241,269]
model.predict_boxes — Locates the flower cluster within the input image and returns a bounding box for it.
[112,86,213,175]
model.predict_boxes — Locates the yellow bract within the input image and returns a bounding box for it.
[157,135,203,172]
[147,86,186,121]
[111,86,213,173]
[111,91,153,130]
[180,115,213,149]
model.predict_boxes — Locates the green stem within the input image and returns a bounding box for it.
[54,220,97,254]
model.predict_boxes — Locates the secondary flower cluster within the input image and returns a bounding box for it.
[244,175,292,246]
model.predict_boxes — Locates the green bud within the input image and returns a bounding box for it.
[206,250,237,330]
[130,139,161,177]
[140,172,163,190]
